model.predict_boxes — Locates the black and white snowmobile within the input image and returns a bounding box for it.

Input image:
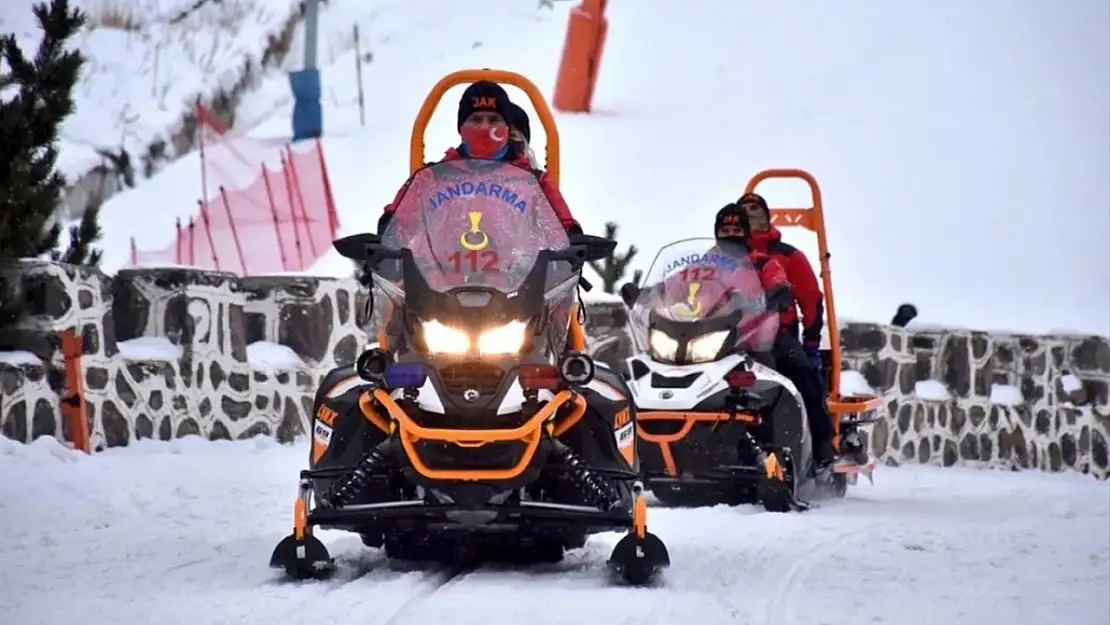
[617,238,841,512]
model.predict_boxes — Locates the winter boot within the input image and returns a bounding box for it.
[812,439,836,475]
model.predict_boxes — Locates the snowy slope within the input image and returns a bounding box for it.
[94,0,1109,335]
[0,0,300,183]
[1,435,1107,625]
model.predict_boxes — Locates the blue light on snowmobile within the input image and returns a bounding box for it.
[384,363,428,389]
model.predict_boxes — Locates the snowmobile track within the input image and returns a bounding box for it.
[379,562,478,625]
[763,522,881,625]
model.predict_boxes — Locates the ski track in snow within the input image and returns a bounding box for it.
[1,436,1107,625]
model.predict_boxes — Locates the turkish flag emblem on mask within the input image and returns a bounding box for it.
[461,124,510,159]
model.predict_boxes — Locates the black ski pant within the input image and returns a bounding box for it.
[771,332,835,446]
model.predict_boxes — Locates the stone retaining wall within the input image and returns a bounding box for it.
[1,262,1106,478]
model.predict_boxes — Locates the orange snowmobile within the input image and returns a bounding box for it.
[269,69,669,585]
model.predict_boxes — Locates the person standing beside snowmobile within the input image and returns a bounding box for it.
[377,81,581,236]
[737,192,843,469]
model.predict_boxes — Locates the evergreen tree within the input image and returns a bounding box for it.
[587,221,638,294]
[0,0,101,339]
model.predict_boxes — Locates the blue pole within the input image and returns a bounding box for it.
[290,69,322,141]
[290,0,322,141]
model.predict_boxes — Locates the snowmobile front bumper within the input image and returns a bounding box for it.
[309,497,636,535]
[271,461,670,584]
[636,409,809,512]
[270,475,669,585]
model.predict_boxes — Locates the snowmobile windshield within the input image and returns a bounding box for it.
[630,238,777,363]
[372,159,578,358]
[380,158,571,296]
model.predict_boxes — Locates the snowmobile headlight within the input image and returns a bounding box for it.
[477,320,528,355]
[649,329,679,362]
[687,331,730,363]
[421,320,470,355]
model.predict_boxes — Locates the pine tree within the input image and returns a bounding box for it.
[587,221,638,294]
[0,0,101,340]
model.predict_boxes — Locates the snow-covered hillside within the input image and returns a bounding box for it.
[95,0,1109,335]
[0,0,302,209]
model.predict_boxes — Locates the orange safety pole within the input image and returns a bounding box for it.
[743,169,882,444]
[410,68,561,186]
[59,328,90,453]
[552,0,608,113]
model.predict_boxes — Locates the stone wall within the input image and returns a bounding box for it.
[1,262,1106,479]
[0,262,368,451]
[837,324,1108,477]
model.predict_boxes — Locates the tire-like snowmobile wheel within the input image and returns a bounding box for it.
[270,533,335,580]
[757,477,793,513]
[608,530,670,585]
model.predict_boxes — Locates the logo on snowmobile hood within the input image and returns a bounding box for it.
[460,211,490,251]
[672,282,703,318]
[662,251,739,277]
[426,180,528,213]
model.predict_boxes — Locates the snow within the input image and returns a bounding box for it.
[0,0,301,183]
[581,290,626,304]
[89,0,1109,338]
[246,340,304,373]
[117,336,182,360]
[839,370,875,397]
[989,383,1024,407]
[915,380,952,401]
[1062,373,1084,393]
[0,350,43,366]
[0,435,1106,624]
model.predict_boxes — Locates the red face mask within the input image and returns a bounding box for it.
[460,123,510,159]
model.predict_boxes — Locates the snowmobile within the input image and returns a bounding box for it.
[619,169,884,512]
[618,238,824,512]
[269,69,669,585]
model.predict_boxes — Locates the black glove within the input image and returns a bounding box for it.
[376,212,393,235]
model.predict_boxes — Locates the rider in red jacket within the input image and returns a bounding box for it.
[712,203,788,291]
[738,192,844,469]
[377,81,581,236]
[739,193,825,356]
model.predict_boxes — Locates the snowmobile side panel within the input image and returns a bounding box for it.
[574,364,639,473]
[628,350,813,506]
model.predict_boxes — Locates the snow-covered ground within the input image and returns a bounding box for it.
[0,0,300,183]
[92,0,1110,335]
[1,435,1106,625]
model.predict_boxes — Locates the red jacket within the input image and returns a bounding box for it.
[748,226,824,347]
[380,147,581,234]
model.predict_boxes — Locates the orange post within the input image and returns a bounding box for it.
[742,170,882,442]
[410,68,561,186]
[59,328,90,453]
[552,0,608,113]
